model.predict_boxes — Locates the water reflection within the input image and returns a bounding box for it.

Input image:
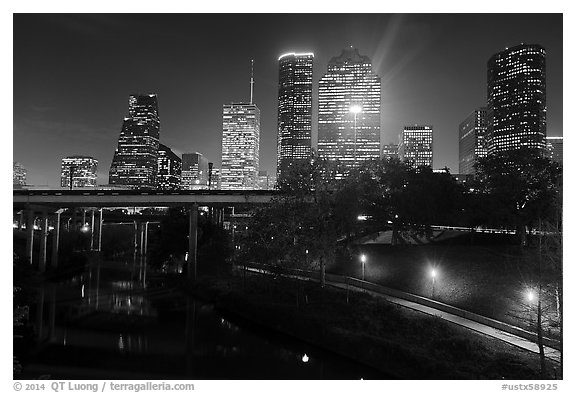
[25,256,389,379]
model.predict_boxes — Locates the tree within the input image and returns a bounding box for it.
[474,147,562,245]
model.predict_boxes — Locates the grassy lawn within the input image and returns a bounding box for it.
[328,233,561,337]
[190,271,560,380]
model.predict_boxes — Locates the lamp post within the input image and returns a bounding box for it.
[360,254,367,281]
[430,268,437,298]
[349,105,362,168]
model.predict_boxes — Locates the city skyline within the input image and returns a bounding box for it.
[13,14,562,186]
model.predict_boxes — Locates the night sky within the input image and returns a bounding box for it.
[13,13,563,187]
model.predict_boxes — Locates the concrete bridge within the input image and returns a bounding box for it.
[13,189,276,279]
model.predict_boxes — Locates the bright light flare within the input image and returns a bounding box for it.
[527,290,536,303]
[302,353,309,363]
[349,105,362,114]
[360,254,367,263]
[430,268,437,278]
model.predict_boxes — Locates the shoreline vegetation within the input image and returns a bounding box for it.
[185,270,561,380]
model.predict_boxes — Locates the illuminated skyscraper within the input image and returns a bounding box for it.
[277,52,313,178]
[13,162,27,186]
[399,125,433,168]
[181,152,209,190]
[221,103,260,189]
[546,136,563,165]
[157,144,181,190]
[221,61,260,190]
[109,94,160,189]
[318,47,381,178]
[459,108,487,174]
[61,156,98,188]
[487,44,546,154]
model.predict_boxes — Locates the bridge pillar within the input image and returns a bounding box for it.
[39,211,48,273]
[188,203,198,281]
[97,209,103,252]
[25,208,35,265]
[18,210,24,230]
[50,211,61,269]
[90,209,95,250]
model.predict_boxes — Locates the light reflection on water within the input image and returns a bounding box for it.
[27,258,389,379]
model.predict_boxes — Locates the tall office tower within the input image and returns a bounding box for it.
[61,156,98,188]
[459,108,488,174]
[181,152,210,190]
[109,94,160,189]
[398,125,433,168]
[221,61,260,190]
[487,44,546,155]
[277,52,313,179]
[381,143,399,160]
[13,162,27,186]
[157,144,182,190]
[318,47,381,178]
[546,136,563,165]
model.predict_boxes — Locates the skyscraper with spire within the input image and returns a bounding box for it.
[276,52,313,180]
[109,94,160,189]
[318,47,381,178]
[220,61,260,190]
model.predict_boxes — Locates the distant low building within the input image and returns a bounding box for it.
[381,144,399,160]
[157,144,182,190]
[61,156,98,188]
[546,136,563,165]
[399,125,433,168]
[181,152,209,190]
[13,162,27,186]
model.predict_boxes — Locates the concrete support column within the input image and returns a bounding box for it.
[140,222,145,256]
[71,208,77,231]
[51,212,61,269]
[82,209,86,228]
[39,211,49,273]
[97,209,103,252]
[26,209,35,265]
[133,221,139,256]
[90,209,95,250]
[143,222,149,256]
[188,203,198,281]
[18,211,24,230]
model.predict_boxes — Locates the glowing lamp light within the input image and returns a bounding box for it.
[430,268,437,278]
[360,254,367,263]
[302,354,309,363]
[527,290,536,303]
[81,224,90,233]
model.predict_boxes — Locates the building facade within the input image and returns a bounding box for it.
[157,144,182,190]
[318,47,381,178]
[109,94,160,189]
[487,44,546,155]
[209,168,221,190]
[546,136,563,166]
[381,144,399,160]
[13,162,27,186]
[61,156,98,188]
[399,125,433,168]
[277,52,314,179]
[221,103,260,190]
[459,108,488,174]
[181,152,209,190]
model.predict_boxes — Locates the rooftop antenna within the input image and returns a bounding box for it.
[250,59,254,104]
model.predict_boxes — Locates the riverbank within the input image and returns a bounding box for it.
[187,271,560,380]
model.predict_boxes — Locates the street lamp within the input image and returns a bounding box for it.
[430,268,437,298]
[349,105,362,167]
[526,289,536,303]
[360,254,367,281]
